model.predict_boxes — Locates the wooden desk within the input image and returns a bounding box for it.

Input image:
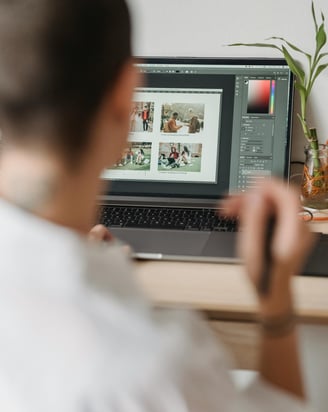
[134,221,328,369]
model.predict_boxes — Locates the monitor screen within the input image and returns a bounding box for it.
[102,57,293,200]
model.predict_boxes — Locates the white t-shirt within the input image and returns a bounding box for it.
[0,199,313,411]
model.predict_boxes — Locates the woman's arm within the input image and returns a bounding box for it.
[223,180,314,399]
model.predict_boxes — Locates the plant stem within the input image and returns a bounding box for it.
[297,114,311,140]
[308,128,323,187]
[309,127,319,150]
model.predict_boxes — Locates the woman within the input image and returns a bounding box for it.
[0,0,315,410]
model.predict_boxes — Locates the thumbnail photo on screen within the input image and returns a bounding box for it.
[111,142,152,171]
[161,103,204,134]
[130,102,155,133]
[158,143,202,172]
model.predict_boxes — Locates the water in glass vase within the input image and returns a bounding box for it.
[301,144,328,209]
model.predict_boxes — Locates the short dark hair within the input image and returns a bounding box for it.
[0,0,131,163]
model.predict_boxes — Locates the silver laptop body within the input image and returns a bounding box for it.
[98,57,294,262]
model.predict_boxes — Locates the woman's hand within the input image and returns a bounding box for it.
[88,224,113,242]
[222,179,314,315]
[88,224,132,256]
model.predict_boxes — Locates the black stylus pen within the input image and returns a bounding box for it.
[258,216,276,295]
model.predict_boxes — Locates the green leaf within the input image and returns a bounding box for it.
[295,82,307,118]
[266,36,309,57]
[312,0,318,32]
[266,36,312,67]
[311,63,328,87]
[307,62,328,98]
[281,45,305,83]
[316,23,327,52]
[321,11,325,22]
[294,82,307,92]
[317,52,328,61]
[309,50,328,88]
[227,42,282,51]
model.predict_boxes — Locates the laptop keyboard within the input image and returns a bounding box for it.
[99,205,238,232]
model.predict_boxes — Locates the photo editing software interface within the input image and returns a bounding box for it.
[104,59,292,200]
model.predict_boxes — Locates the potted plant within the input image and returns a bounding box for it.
[229,1,328,208]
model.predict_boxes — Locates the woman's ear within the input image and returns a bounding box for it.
[109,61,139,126]
[90,60,138,169]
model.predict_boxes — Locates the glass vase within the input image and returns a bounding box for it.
[301,144,328,209]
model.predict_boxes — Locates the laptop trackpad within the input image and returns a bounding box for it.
[201,231,237,258]
[110,228,210,256]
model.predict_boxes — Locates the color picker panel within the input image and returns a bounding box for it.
[247,79,271,114]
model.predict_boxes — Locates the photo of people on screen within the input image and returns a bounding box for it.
[130,102,154,133]
[161,103,204,134]
[158,143,202,172]
[111,142,152,171]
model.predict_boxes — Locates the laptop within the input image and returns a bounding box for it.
[98,57,294,263]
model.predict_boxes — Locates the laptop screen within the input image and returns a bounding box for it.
[102,57,294,201]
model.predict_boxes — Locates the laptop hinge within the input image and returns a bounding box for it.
[98,195,221,209]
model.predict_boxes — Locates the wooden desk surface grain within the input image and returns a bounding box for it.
[134,221,328,324]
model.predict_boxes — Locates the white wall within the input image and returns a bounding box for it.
[127,0,328,161]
